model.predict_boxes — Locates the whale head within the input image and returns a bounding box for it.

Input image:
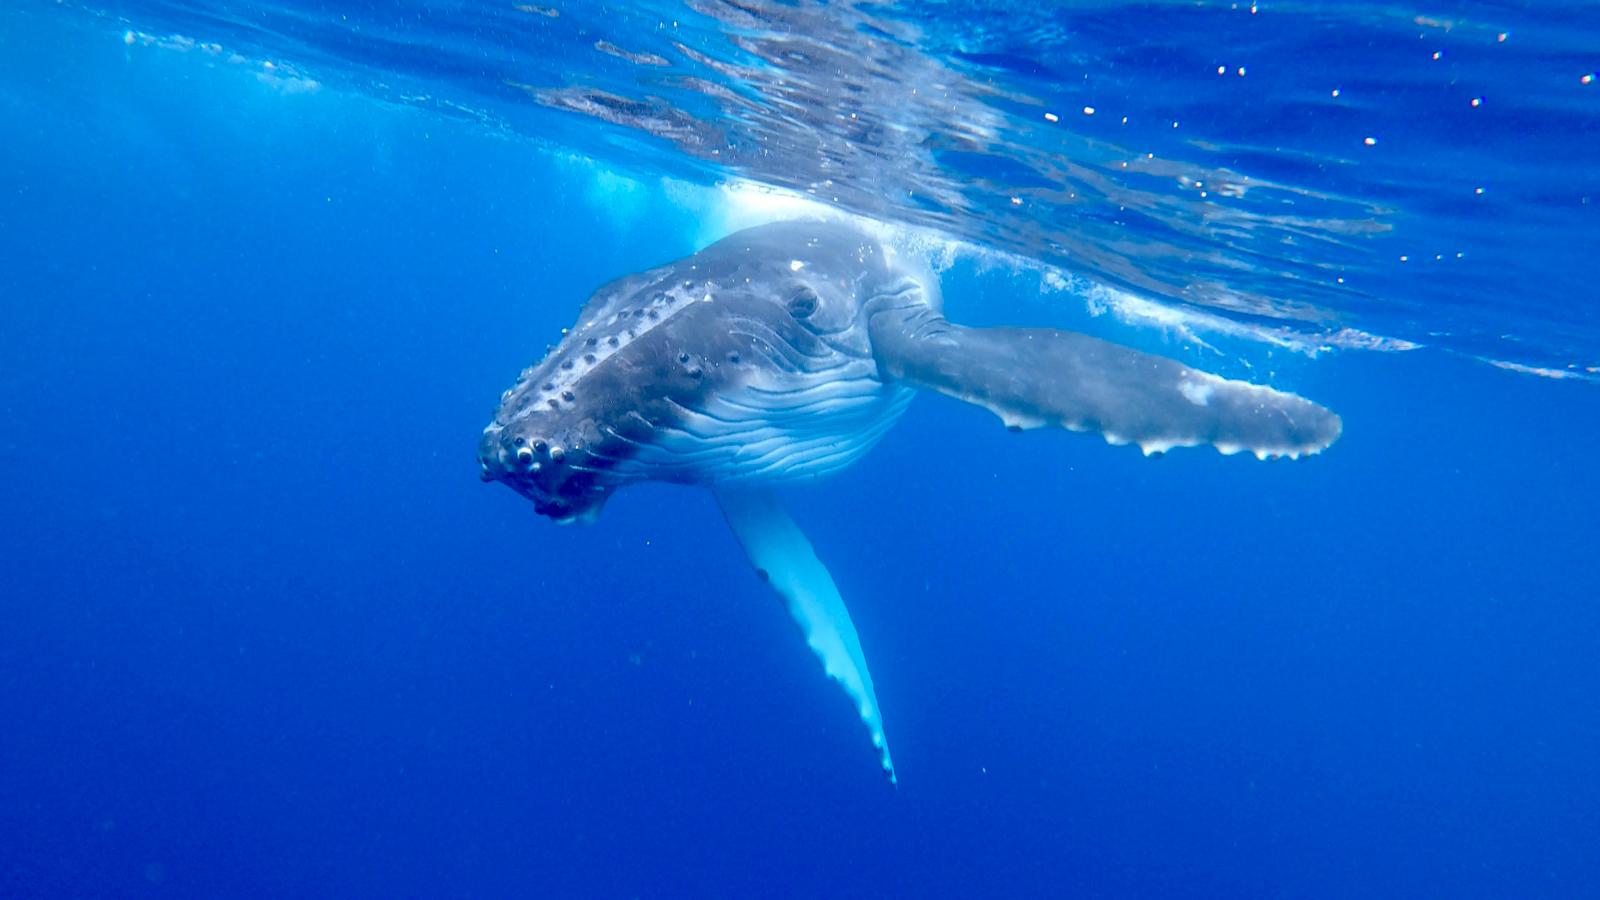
[479,222,930,524]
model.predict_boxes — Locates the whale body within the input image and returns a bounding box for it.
[479,221,1341,781]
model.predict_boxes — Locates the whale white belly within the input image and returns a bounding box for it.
[601,359,914,485]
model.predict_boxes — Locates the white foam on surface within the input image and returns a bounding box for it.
[120,28,321,93]
[691,178,1423,362]
[1066,280,1420,358]
[1480,358,1598,382]
[548,165,1421,371]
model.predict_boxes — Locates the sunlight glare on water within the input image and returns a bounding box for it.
[58,0,1600,373]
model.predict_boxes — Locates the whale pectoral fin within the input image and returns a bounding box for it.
[871,315,1342,459]
[713,486,895,784]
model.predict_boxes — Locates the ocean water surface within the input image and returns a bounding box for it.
[1,1,1597,897]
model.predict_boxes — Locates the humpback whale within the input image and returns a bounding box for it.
[479,220,1341,782]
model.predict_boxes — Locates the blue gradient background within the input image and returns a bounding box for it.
[3,9,1598,898]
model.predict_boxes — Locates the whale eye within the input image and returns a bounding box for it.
[788,287,818,319]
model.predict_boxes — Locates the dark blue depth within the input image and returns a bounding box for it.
[2,7,1598,899]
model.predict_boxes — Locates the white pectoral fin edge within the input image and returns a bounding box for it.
[714,486,896,784]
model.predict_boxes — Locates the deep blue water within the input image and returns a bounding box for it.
[3,2,1599,898]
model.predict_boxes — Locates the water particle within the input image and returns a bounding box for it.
[1471,97,1482,107]
[1237,66,1247,77]
[1331,88,1341,97]
[1010,196,1023,206]
[1432,51,1443,61]
[1363,136,1377,146]
[1082,106,1096,116]
[1582,74,1594,85]
[1043,111,1059,122]
[1217,66,1227,76]
[1497,32,1508,42]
